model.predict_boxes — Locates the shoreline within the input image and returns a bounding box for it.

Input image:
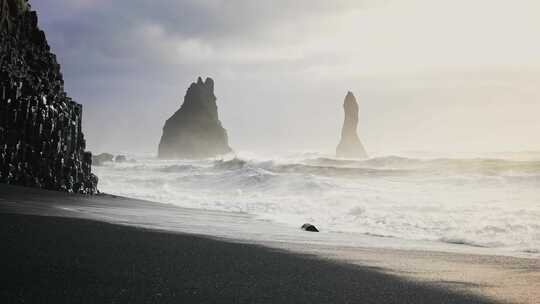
[1,183,537,260]
[1,212,495,304]
[1,184,539,303]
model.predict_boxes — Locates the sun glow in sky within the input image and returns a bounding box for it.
[33,0,540,154]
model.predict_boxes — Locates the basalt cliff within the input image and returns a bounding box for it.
[158,77,232,159]
[0,0,98,193]
[336,91,368,159]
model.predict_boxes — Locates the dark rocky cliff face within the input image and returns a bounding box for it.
[158,77,232,159]
[336,92,368,159]
[0,0,98,193]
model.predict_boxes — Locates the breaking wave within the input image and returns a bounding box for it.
[93,152,540,255]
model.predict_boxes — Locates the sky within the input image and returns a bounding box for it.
[32,0,540,155]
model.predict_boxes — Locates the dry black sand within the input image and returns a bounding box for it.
[0,212,497,304]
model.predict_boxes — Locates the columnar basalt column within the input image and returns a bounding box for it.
[0,0,98,193]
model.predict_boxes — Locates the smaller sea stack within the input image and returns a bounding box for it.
[336,92,368,159]
[158,77,232,159]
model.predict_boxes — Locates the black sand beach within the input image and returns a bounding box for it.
[3,184,539,303]
[0,212,496,304]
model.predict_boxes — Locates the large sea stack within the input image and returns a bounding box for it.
[336,91,368,159]
[0,0,98,193]
[158,77,232,159]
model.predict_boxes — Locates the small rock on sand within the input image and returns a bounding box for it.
[301,223,319,232]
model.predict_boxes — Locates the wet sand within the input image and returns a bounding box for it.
[1,184,538,303]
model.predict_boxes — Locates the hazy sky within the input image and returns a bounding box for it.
[32,0,540,155]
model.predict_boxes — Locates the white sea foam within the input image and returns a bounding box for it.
[93,151,540,255]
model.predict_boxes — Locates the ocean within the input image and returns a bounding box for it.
[93,151,540,256]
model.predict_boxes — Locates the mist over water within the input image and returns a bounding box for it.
[93,151,540,255]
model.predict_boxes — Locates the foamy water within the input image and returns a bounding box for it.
[93,151,540,255]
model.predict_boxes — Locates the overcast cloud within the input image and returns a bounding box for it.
[31,0,540,155]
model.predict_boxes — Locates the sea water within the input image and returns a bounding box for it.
[93,151,540,256]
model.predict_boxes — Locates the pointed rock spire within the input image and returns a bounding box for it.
[158,77,232,159]
[336,91,368,158]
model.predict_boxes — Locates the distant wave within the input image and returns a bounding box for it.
[213,158,249,170]
[302,157,368,168]
[125,156,540,182]
[274,164,409,178]
[306,156,540,176]
[438,237,492,248]
[158,164,197,173]
[210,157,410,178]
